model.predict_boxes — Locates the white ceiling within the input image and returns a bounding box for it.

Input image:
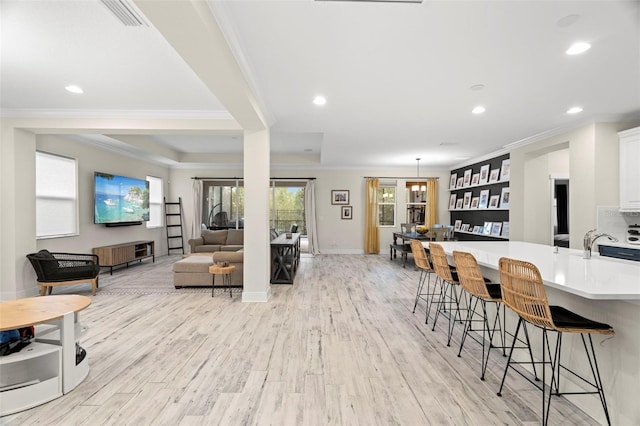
[1,0,639,169]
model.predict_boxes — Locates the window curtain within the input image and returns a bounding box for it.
[365,178,380,254]
[191,179,203,239]
[425,178,438,229]
[304,180,320,254]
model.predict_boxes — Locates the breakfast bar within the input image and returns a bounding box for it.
[423,241,640,425]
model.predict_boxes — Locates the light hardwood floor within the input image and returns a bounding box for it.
[3,254,600,425]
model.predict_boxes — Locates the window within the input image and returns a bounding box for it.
[378,182,396,227]
[146,175,163,228]
[36,151,78,239]
[270,181,306,234]
[406,182,427,224]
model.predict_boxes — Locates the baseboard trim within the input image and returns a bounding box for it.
[241,288,271,303]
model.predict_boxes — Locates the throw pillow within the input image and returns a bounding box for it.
[202,230,228,245]
[226,229,244,245]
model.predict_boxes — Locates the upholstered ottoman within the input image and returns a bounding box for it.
[172,255,214,288]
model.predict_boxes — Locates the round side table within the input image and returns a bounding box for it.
[208,264,236,298]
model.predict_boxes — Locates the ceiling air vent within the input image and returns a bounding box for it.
[100,0,147,26]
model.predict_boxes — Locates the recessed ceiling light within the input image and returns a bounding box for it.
[313,95,326,106]
[65,85,84,94]
[566,42,591,55]
[472,106,486,114]
[567,106,583,114]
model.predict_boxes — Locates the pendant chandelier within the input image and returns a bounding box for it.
[411,158,427,192]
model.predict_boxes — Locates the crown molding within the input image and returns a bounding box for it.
[0,108,233,120]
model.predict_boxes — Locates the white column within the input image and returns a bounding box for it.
[242,129,271,302]
[0,121,38,300]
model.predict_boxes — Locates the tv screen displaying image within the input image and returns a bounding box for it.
[94,172,150,225]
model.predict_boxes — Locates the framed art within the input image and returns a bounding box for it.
[461,224,470,232]
[489,169,500,183]
[501,159,511,181]
[502,221,510,238]
[471,173,480,186]
[473,225,482,234]
[454,219,462,231]
[449,173,457,189]
[463,191,472,209]
[491,222,503,237]
[456,199,463,209]
[489,194,500,208]
[479,164,490,185]
[449,194,457,210]
[478,189,490,208]
[463,169,472,187]
[331,190,350,205]
[471,196,479,208]
[483,222,493,235]
[500,187,510,209]
[341,205,352,219]
[456,177,464,188]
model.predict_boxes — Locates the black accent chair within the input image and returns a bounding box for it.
[26,250,100,296]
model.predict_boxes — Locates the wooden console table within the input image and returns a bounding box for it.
[93,240,154,274]
[270,233,301,284]
[0,295,91,416]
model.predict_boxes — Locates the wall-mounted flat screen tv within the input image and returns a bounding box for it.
[94,172,150,226]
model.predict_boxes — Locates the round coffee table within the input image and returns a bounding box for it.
[208,264,236,298]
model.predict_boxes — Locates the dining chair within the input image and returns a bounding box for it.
[409,240,440,324]
[497,257,615,426]
[452,250,506,380]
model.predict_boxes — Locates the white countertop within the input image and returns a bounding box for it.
[423,241,640,300]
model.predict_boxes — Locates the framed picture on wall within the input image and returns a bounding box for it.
[478,189,490,208]
[500,187,510,209]
[341,205,352,219]
[331,190,350,205]
[461,224,470,232]
[463,191,472,209]
[489,169,500,183]
[471,173,480,185]
[471,197,479,208]
[456,199,463,209]
[489,194,500,208]
[501,159,511,180]
[491,222,503,236]
[456,177,464,188]
[463,169,472,187]
[454,219,462,231]
[449,194,457,210]
[479,164,490,184]
[449,173,457,189]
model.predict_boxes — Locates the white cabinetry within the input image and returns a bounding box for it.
[619,126,640,211]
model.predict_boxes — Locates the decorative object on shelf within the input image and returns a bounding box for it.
[471,197,479,208]
[500,159,511,180]
[473,225,482,234]
[449,194,457,209]
[479,189,490,208]
[463,192,472,209]
[341,205,352,219]
[479,164,490,184]
[483,222,493,235]
[456,177,464,188]
[331,190,349,205]
[461,223,470,232]
[502,221,510,237]
[454,220,462,231]
[471,173,480,185]
[489,195,500,208]
[491,222,503,236]
[500,187,510,208]
[416,225,428,235]
[456,199,463,209]
[449,173,457,189]
[463,169,472,187]
[489,169,500,183]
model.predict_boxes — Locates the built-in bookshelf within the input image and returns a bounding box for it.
[449,153,510,241]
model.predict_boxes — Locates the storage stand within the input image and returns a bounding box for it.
[93,240,155,274]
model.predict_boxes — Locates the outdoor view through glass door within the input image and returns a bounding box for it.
[202,179,307,236]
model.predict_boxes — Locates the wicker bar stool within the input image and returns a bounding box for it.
[497,257,615,426]
[429,243,465,346]
[452,250,506,381]
[409,240,441,324]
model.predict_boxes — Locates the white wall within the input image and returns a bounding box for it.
[35,135,171,256]
[169,166,451,254]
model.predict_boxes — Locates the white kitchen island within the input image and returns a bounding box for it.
[423,241,640,425]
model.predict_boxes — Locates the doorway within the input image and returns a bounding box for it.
[551,176,570,247]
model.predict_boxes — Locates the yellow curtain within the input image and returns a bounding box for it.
[364,178,380,254]
[425,178,438,229]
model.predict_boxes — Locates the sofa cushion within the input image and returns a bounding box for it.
[172,255,213,273]
[202,230,228,245]
[195,245,221,253]
[226,229,244,245]
[221,245,243,252]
